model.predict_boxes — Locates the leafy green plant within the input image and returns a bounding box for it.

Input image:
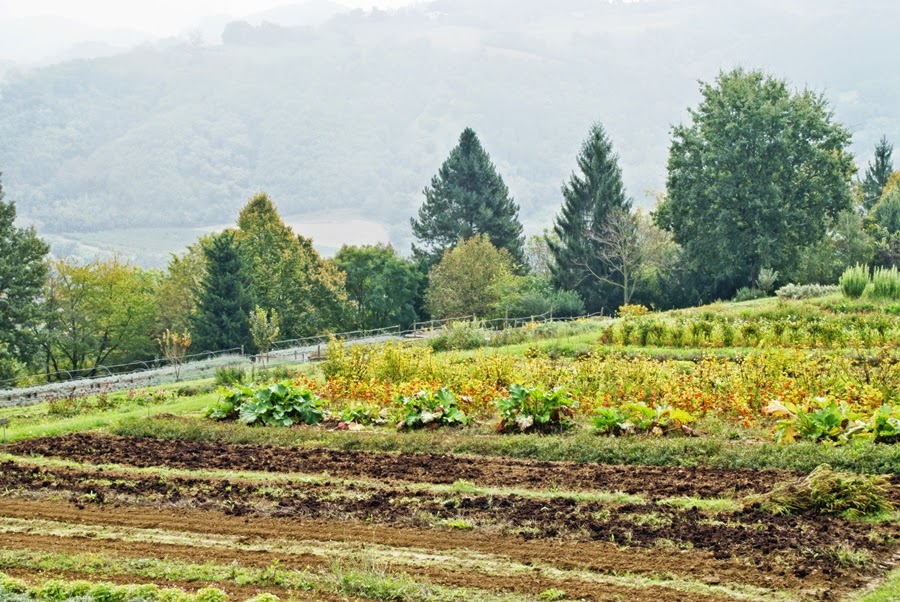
[206,381,324,427]
[496,384,577,433]
[766,397,868,445]
[592,402,695,436]
[748,464,893,517]
[398,388,468,429]
[840,264,870,299]
[872,404,900,443]
[340,404,388,426]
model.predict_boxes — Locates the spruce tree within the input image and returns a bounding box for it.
[411,128,524,265]
[863,136,894,210]
[191,231,253,352]
[549,123,631,313]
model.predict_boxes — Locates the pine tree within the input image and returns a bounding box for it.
[863,136,895,210]
[411,128,524,265]
[191,231,253,352]
[549,123,631,312]
[0,174,49,380]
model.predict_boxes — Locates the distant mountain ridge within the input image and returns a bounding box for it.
[1,0,898,265]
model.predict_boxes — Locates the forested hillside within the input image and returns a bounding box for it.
[1,0,898,264]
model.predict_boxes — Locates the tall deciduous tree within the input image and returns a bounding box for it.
[236,193,348,338]
[0,175,49,381]
[863,136,894,210]
[154,240,207,337]
[44,258,158,377]
[549,123,631,312]
[425,235,514,319]
[657,68,855,300]
[191,231,252,352]
[332,244,421,330]
[411,128,524,265]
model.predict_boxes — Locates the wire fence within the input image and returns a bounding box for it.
[0,311,607,407]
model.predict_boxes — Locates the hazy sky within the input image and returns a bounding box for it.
[0,0,417,36]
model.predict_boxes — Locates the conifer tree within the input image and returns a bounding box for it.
[863,136,895,210]
[0,175,49,380]
[549,123,631,312]
[411,128,524,265]
[191,231,252,352]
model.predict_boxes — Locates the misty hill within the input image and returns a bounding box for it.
[1,0,899,265]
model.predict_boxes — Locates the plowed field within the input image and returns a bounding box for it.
[2,432,898,601]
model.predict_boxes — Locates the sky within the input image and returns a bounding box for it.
[0,0,418,36]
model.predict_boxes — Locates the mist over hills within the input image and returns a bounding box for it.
[1,0,898,266]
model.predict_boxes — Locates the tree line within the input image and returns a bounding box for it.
[0,67,897,383]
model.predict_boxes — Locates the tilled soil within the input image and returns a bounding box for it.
[8,433,800,498]
[0,459,894,579]
[3,433,899,601]
[0,499,821,602]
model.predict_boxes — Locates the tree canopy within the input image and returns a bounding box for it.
[0,176,49,381]
[332,244,421,330]
[411,128,524,265]
[657,68,855,300]
[236,193,348,338]
[191,231,253,353]
[425,235,515,319]
[550,123,631,312]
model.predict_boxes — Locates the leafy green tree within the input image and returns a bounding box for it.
[411,128,524,265]
[248,306,280,361]
[863,136,894,210]
[154,240,207,336]
[332,244,421,330]
[657,68,855,300]
[426,235,515,319]
[0,176,49,381]
[44,258,158,377]
[191,231,253,352]
[791,210,876,284]
[550,123,631,312]
[236,193,348,338]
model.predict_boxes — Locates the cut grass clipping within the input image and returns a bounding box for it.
[748,464,894,517]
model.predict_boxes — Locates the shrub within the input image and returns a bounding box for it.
[207,381,324,427]
[215,365,247,386]
[428,320,490,352]
[749,464,893,517]
[755,267,778,294]
[840,264,870,299]
[775,283,841,300]
[496,384,577,433]
[398,388,468,429]
[617,304,650,318]
[871,266,900,300]
[734,287,766,302]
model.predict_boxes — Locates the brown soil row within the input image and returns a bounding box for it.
[6,432,797,498]
[1,532,734,602]
[0,498,855,600]
[1,458,896,580]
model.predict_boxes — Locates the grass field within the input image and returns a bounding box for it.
[1,295,898,602]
